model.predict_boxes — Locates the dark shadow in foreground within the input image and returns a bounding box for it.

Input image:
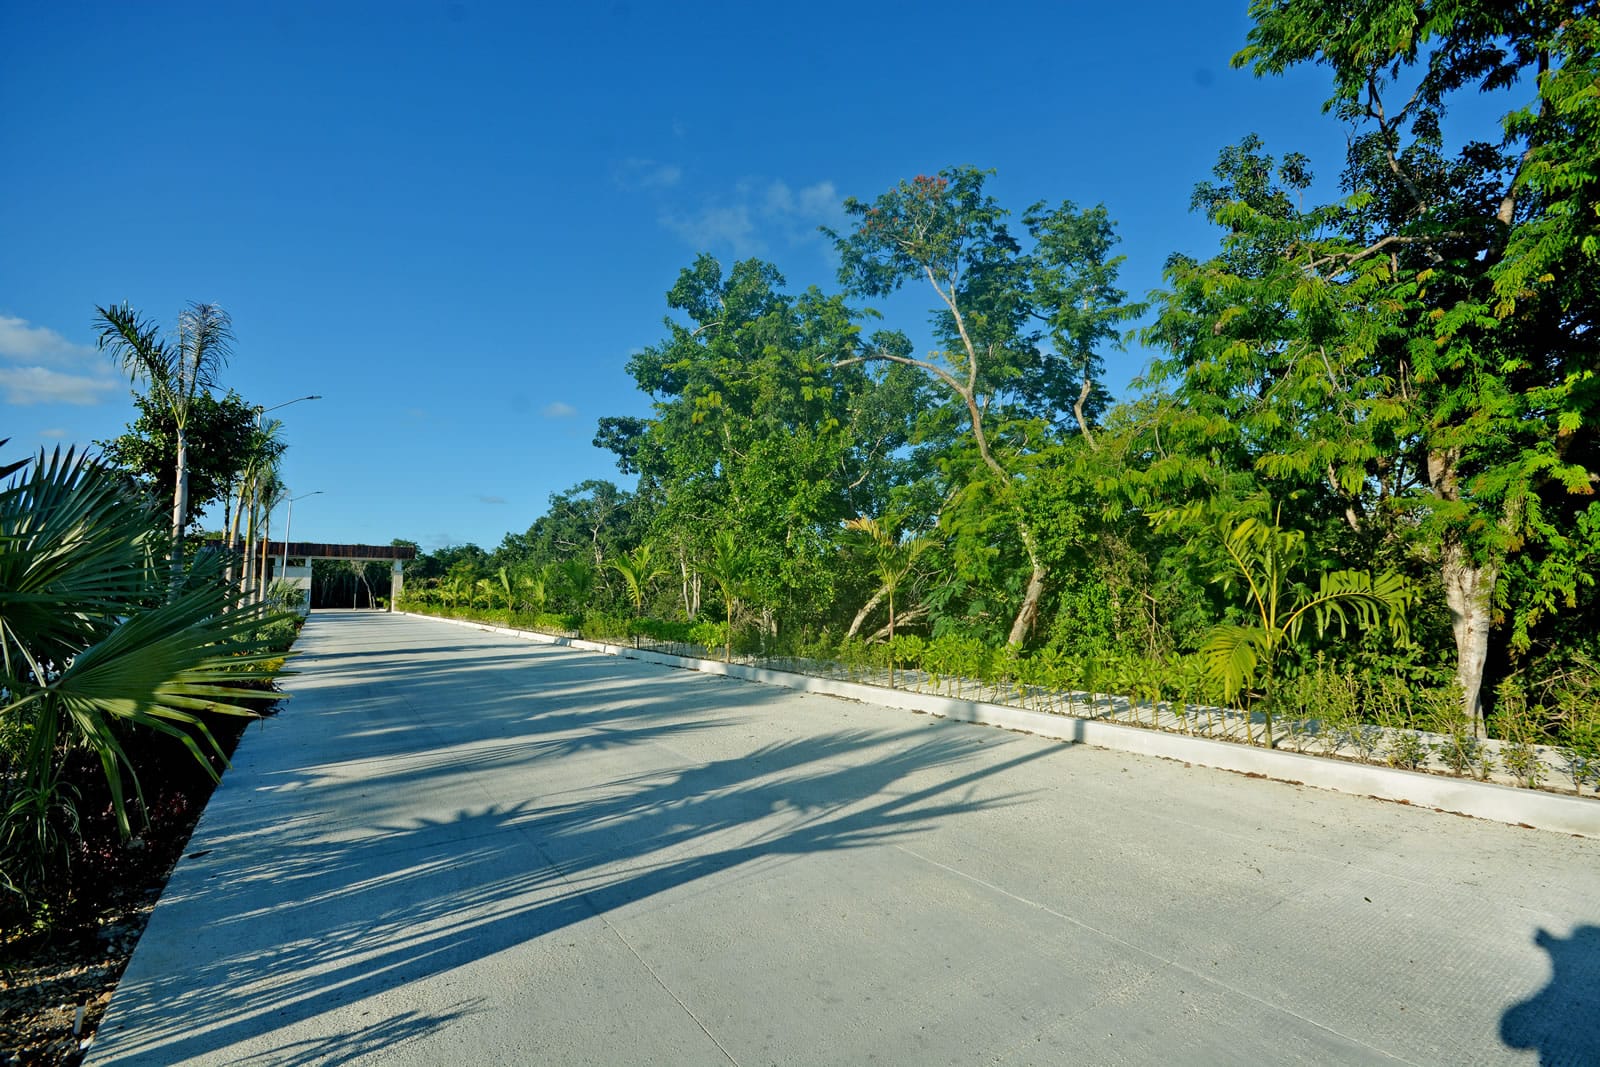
[1500,924,1600,1066]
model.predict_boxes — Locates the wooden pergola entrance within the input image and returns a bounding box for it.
[263,541,418,612]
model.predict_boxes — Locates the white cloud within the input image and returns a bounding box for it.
[0,314,119,405]
[796,180,840,217]
[39,428,67,439]
[478,495,507,505]
[660,178,843,256]
[764,181,796,215]
[541,401,577,418]
[0,315,93,364]
[616,158,683,190]
[0,365,120,405]
[661,203,760,255]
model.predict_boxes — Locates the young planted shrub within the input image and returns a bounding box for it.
[1493,677,1548,789]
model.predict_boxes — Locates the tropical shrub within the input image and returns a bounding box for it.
[0,446,290,914]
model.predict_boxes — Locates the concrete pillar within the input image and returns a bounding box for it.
[281,558,313,615]
[391,560,404,611]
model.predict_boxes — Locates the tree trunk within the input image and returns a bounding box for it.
[846,585,887,639]
[864,603,929,643]
[1429,447,1497,736]
[1073,374,1098,452]
[258,509,271,601]
[222,482,236,583]
[170,427,189,592]
[678,549,701,620]
[225,474,250,587]
[1006,527,1047,648]
[1441,541,1496,736]
[887,587,896,690]
[240,472,256,597]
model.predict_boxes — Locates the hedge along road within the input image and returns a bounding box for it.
[90,613,1598,1066]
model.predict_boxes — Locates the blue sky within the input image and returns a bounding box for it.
[2,1,1363,552]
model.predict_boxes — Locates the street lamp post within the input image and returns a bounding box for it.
[275,490,323,611]
[281,491,324,571]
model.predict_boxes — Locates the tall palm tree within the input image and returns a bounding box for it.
[226,418,283,593]
[95,302,234,590]
[255,474,286,601]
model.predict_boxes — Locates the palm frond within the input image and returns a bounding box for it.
[94,303,176,397]
[1200,624,1267,703]
[1,442,292,834]
[176,302,234,396]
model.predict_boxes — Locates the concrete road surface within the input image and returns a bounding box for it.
[91,612,1600,1065]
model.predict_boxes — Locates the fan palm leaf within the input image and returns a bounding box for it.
[1,446,290,834]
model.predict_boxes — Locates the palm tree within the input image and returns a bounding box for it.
[514,564,548,614]
[0,444,288,901]
[555,559,595,613]
[255,475,286,602]
[610,544,665,614]
[845,515,932,689]
[1184,509,1412,747]
[702,531,751,663]
[227,418,284,594]
[95,302,234,590]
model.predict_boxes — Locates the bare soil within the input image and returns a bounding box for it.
[1,708,266,1066]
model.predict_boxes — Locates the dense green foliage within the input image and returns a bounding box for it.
[3,301,310,924]
[0,444,296,918]
[96,389,260,532]
[401,2,1597,761]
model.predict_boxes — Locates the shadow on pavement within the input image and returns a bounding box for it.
[97,614,1064,1065]
[1500,924,1600,1065]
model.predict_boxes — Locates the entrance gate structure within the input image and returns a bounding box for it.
[264,541,418,612]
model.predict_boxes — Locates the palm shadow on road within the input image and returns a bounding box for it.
[99,616,1065,1065]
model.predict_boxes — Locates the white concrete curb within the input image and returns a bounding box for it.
[400,613,1600,838]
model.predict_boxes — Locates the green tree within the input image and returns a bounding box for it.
[224,417,287,589]
[528,480,638,570]
[97,390,258,533]
[552,558,596,614]
[95,302,235,590]
[1147,1,1600,728]
[703,529,751,662]
[604,255,921,636]
[829,168,1136,646]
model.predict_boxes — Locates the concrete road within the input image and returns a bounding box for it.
[91,612,1599,1065]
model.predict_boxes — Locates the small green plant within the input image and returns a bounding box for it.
[1384,730,1431,771]
[1554,748,1590,796]
[1436,732,1481,777]
[1347,721,1384,764]
[1156,506,1410,748]
[888,633,927,691]
[1500,740,1545,789]
[688,620,728,657]
[1492,676,1549,789]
